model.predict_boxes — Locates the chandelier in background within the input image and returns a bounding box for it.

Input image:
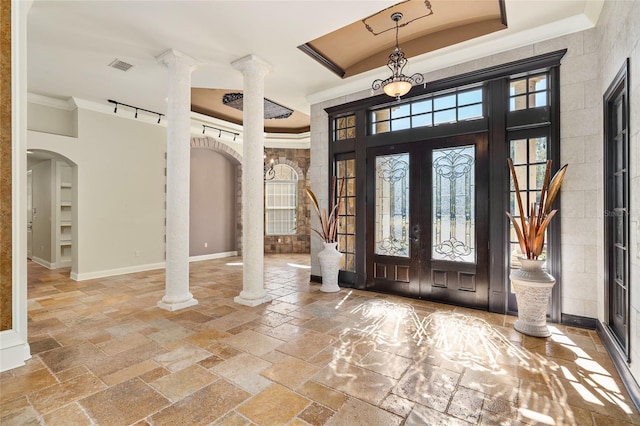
[371,12,424,100]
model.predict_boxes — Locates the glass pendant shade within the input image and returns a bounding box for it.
[383,80,412,98]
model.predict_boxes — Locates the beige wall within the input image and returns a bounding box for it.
[28,108,167,280]
[30,160,53,266]
[190,148,237,256]
[27,103,77,137]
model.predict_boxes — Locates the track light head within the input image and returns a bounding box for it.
[135,109,138,118]
[157,114,161,124]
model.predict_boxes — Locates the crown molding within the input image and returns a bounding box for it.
[29,94,310,148]
[27,93,76,111]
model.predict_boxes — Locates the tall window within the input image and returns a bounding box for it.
[604,59,630,356]
[508,136,548,267]
[265,164,298,235]
[336,158,356,272]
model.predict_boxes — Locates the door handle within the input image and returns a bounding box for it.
[411,224,420,242]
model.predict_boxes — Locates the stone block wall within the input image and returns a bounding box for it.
[263,147,311,254]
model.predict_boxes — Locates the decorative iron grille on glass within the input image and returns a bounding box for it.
[371,12,425,100]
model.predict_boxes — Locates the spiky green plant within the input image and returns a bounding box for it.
[306,176,346,244]
[506,158,568,260]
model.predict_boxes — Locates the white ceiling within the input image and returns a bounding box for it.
[27,0,603,119]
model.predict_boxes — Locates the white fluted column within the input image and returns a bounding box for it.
[232,54,273,307]
[157,49,198,311]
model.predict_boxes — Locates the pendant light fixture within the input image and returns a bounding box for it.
[371,12,424,100]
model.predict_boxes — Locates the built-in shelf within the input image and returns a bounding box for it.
[56,162,73,268]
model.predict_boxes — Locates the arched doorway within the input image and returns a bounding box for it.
[27,149,77,276]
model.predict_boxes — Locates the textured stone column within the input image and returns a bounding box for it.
[232,55,273,307]
[157,49,198,311]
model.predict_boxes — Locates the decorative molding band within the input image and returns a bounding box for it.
[597,321,640,411]
[189,251,238,263]
[560,313,597,330]
[71,262,166,281]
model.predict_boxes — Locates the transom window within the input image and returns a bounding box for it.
[370,87,484,135]
[509,73,549,111]
[333,114,356,141]
[265,164,298,235]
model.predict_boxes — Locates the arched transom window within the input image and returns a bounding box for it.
[265,164,298,235]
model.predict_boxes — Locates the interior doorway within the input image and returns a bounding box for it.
[27,150,77,275]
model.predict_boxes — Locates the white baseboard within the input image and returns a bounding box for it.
[70,252,238,281]
[0,330,31,373]
[72,262,166,281]
[31,256,53,269]
[189,251,238,263]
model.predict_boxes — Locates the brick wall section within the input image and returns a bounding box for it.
[263,148,311,254]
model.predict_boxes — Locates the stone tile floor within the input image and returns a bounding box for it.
[2,254,640,425]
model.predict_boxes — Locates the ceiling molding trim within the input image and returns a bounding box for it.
[297,43,346,78]
[584,0,605,25]
[27,93,76,111]
[307,11,600,106]
[29,95,311,147]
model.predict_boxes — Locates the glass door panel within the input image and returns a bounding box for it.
[375,153,410,258]
[432,145,475,262]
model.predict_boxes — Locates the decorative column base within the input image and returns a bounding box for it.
[157,294,198,312]
[234,290,272,307]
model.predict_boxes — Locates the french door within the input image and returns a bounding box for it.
[604,59,630,355]
[366,133,489,309]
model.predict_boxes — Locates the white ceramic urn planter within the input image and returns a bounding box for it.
[318,242,343,293]
[510,258,556,338]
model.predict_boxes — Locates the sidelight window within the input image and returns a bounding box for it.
[336,158,356,272]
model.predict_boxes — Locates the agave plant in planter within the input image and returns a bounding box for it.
[306,176,346,292]
[507,158,568,337]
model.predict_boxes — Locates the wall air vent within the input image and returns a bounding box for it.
[108,59,133,72]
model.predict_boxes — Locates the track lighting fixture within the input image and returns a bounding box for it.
[108,100,164,124]
[201,124,240,141]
